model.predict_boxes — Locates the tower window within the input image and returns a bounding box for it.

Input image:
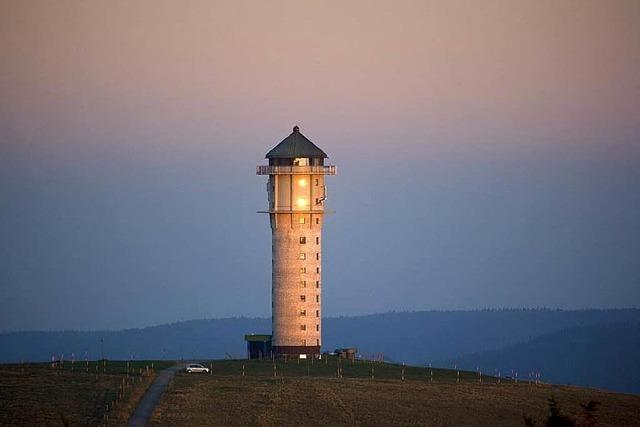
[316,339,319,346]
[316,267,320,273]
[300,267,306,273]
[300,310,306,317]
[316,281,320,288]
[315,179,319,186]
[300,236,306,244]
[300,295,306,302]
[316,310,319,317]
[316,295,319,303]
[316,324,319,331]
[299,253,306,260]
[300,324,306,331]
[299,217,305,224]
[316,253,319,260]
[301,280,306,288]
[315,218,320,225]
[316,237,319,244]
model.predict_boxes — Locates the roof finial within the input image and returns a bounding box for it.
[293,125,300,133]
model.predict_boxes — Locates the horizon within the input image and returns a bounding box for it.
[3,306,639,334]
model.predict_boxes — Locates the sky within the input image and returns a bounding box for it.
[1,0,639,331]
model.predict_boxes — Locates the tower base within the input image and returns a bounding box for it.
[273,345,320,356]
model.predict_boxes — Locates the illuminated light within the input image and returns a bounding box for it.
[298,179,307,187]
[296,198,308,207]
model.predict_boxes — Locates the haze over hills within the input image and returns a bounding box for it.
[1,309,638,393]
[434,322,640,394]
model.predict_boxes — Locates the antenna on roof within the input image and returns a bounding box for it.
[293,125,300,132]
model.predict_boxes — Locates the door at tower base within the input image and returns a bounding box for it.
[273,345,321,356]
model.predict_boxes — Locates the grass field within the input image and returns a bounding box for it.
[151,359,640,426]
[0,360,174,426]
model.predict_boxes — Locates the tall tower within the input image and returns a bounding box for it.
[257,126,337,356]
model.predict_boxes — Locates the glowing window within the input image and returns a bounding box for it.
[299,253,306,260]
[298,178,307,187]
[296,198,308,208]
[299,217,305,224]
[294,158,309,166]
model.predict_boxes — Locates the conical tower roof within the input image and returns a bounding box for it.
[265,126,328,159]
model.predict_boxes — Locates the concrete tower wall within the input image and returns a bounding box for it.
[269,172,324,353]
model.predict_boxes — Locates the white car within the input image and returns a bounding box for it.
[186,363,210,374]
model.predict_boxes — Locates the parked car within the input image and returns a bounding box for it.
[186,363,209,373]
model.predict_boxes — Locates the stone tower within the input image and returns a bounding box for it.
[257,126,337,356]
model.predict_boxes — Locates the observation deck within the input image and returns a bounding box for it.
[256,165,337,175]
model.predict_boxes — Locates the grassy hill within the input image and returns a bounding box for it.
[151,359,640,426]
[3,358,639,426]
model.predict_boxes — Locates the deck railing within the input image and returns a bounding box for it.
[256,165,337,175]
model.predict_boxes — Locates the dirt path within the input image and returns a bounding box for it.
[128,366,179,427]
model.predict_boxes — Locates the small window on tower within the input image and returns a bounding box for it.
[299,253,306,260]
[299,217,306,224]
[300,267,306,273]
[316,237,320,244]
[315,179,319,186]
[316,253,319,260]
[316,310,319,317]
[300,236,306,244]
[316,281,320,288]
[316,267,320,273]
[300,310,306,317]
[315,218,320,225]
[316,295,319,303]
[301,280,306,288]
[316,324,319,331]
[300,324,306,331]
[300,295,306,302]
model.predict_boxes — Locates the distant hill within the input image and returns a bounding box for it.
[433,322,640,394]
[1,309,639,393]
